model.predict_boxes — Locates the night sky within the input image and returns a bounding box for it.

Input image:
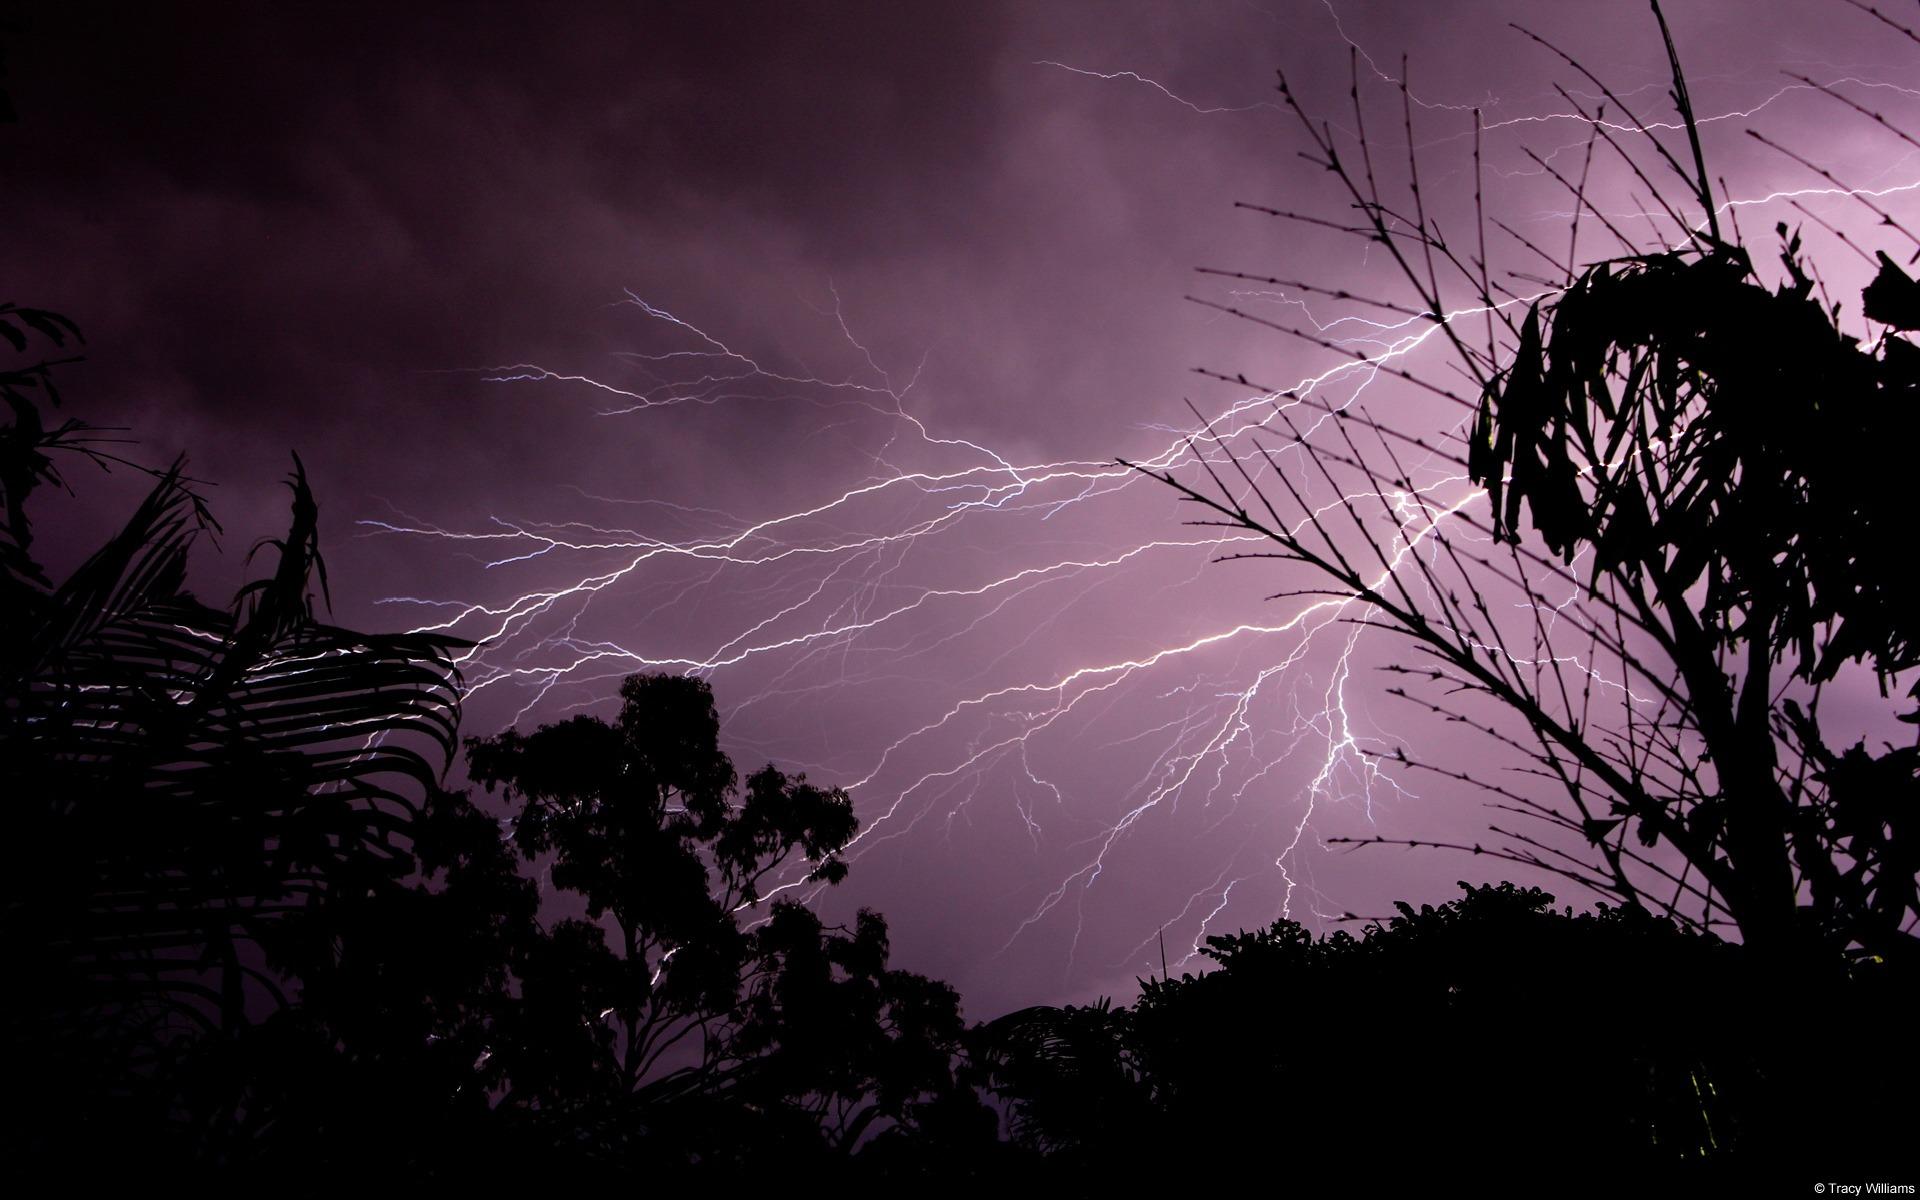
[7,0,1915,1019]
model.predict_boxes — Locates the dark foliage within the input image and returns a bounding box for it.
[1473,240,1920,691]
[2,302,472,1173]
[221,680,993,1184]
[1462,232,1920,961]
[979,884,1920,1183]
[458,676,985,1169]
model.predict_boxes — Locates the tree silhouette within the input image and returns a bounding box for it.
[978,883,1919,1179]
[1135,0,1920,966]
[461,674,986,1170]
[467,675,841,1097]
[969,996,1152,1166]
[1,301,474,1166]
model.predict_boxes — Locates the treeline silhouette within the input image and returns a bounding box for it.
[980,884,1917,1184]
[6,8,1919,1189]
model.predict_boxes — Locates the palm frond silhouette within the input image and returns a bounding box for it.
[2,309,469,1135]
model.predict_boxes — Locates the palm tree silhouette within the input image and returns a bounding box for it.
[2,304,469,1154]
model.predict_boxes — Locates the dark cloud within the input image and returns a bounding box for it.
[1,2,1016,569]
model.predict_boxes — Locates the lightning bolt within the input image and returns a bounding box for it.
[366,21,1920,1002]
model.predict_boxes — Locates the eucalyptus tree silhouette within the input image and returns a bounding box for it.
[1138,0,1920,966]
[461,673,985,1170]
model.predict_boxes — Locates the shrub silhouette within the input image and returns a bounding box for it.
[979,884,1919,1180]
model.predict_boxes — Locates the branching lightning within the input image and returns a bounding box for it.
[365,11,1920,999]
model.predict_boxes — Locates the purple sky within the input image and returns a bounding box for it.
[9,1,1917,1018]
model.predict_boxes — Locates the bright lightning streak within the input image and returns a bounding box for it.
[367,29,1920,1003]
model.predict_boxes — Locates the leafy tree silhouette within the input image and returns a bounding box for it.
[1134,0,1920,968]
[968,995,1153,1165]
[979,883,1918,1181]
[466,676,849,1098]
[459,674,988,1172]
